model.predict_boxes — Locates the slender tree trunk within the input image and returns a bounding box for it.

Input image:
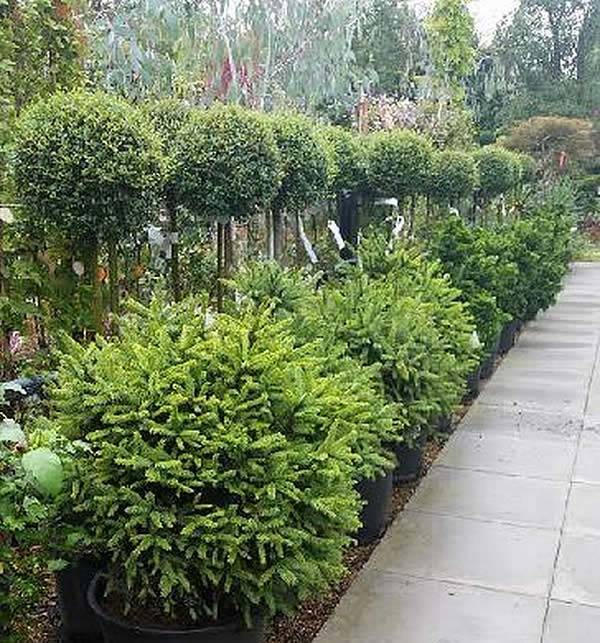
[273,209,285,262]
[216,222,224,312]
[168,196,181,302]
[108,238,119,313]
[85,239,103,334]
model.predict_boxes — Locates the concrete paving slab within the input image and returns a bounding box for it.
[564,483,600,536]
[552,533,600,606]
[460,403,580,440]
[315,571,546,643]
[437,432,577,480]
[573,432,600,485]
[543,600,600,643]
[369,512,559,596]
[408,467,568,529]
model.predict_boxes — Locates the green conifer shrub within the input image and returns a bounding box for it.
[45,299,379,624]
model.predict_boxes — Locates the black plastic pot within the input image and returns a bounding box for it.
[56,558,104,643]
[393,434,426,484]
[437,415,452,434]
[355,470,393,544]
[480,337,500,380]
[465,366,481,399]
[498,320,520,355]
[88,573,265,643]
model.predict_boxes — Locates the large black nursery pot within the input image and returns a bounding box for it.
[498,320,520,355]
[56,558,104,642]
[88,573,265,643]
[479,336,500,380]
[436,415,453,435]
[355,470,393,544]
[393,433,426,484]
[465,365,481,399]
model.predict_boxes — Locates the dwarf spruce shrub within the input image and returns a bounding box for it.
[47,299,377,623]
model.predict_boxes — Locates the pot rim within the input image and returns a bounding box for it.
[87,571,253,636]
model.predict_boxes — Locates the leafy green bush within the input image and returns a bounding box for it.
[428,149,477,205]
[45,299,387,624]
[474,146,518,199]
[366,130,434,201]
[268,112,330,213]
[13,91,163,244]
[1,394,64,637]
[175,105,281,222]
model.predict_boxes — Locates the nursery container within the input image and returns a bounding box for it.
[437,415,453,434]
[480,337,500,380]
[88,574,265,643]
[393,434,426,484]
[355,470,393,544]
[56,558,104,642]
[498,320,520,355]
[465,366,481,399]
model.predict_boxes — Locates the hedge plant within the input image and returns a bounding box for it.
[12,90,164,324]
[46,299,382,624]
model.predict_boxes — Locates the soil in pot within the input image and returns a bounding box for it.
[56,558,104,642]
[393,434,426,484]
[88,573,265,643]
[355,470,393,544]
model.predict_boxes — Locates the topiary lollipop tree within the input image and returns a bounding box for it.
[267,113,329,262]
[367,130,434,232]
[428,149,478,210]
[175,105,281,308]
[144,98,193,302]
[13,91,163,329]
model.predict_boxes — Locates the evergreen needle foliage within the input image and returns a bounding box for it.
[46,300,374,624]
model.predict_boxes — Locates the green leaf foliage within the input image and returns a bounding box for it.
[175,104,281,222]
[366,130,434,201]
[268,112,330,214]
[474,146,519,199]
[12,90,164,244]
[428,149,477,204]
[46,299,377,623]
[317,125,367,194]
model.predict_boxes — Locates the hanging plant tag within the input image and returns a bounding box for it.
[327,220,346,250]
[0,207,14,223]
[72,260,85,276]
[298,216,318,264]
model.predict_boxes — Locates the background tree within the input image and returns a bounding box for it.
[425,0,477,103]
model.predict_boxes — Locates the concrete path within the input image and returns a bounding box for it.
[315,262,600,643]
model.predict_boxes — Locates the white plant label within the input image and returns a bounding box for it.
[298,216,318,264]
[72,260,85,277]
[327,220,346,250]
[0,207,14,223]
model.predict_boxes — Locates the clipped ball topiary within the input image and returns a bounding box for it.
[366,130,434,201]
[175,104,281,222]
[428,149,477,205]
[144,98,192,196]
[473,146,518,199]
[267,112,330,214]
[517,153,537,184]
[13,91,163,244]
[317,125,367,194]
[49,300,365,626]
